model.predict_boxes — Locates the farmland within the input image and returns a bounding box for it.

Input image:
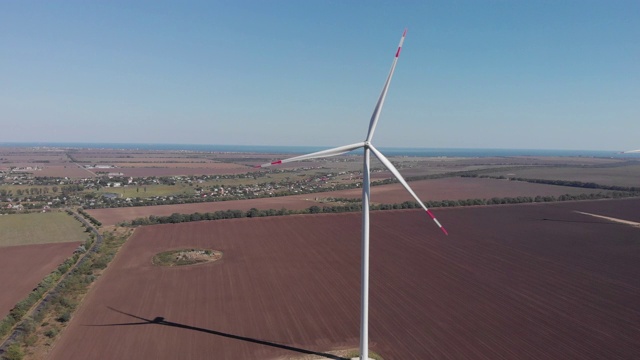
[2,146,633,181]
[480,162,640,188]
[309,177,612,204]
[3,146,639,216]
[2,146,640,358]
[0,212,88,247]
[86,196,321,226]
[0,242,81,318]
[48,199,640,359]
[0,211,87,322]
[86,177,614,226]
[0,147,260,178]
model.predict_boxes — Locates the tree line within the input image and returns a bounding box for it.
[74,208,102,227]
[120,190,637,227]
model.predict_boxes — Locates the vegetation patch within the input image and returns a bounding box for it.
[0,212,88,247]
[76,208,102,227]
[152,249,222,267]
[0,228,131,359]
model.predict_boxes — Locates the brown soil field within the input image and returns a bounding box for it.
[77,157,223,163]
[110,166,260,177]
[112,162,245,169]
[87,197,320,225]
[0,242,81,318]
[68,149,324,169]
[433,155,621,166]
[37,165,97,178]
[319,177,609,204]
[255,155,622,169]
[87,177,611,226]
[0,149,67,163]
[549,197,640,223]
[483,163,640,188]
[49,199,640,359]
[1,148,269,178]
[67,150,237,162]
[64,150,196,160]
[369,156,626,179]
[6,146,628,180]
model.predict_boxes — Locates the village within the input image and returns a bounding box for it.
[0,166,369,214]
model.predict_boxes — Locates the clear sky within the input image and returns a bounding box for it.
[1,1,638,150]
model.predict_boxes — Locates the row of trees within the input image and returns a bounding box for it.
[121,191,637,227]
[0,187,60,197]
[75,208,102,227]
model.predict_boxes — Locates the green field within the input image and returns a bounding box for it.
[0,211,88,247]
[482,164,640,188]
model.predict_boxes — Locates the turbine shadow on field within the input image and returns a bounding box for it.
[85,307,348,360]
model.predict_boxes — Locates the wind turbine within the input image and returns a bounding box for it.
[256,29,448,360]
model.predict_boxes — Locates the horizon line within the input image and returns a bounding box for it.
[0,141,633,154]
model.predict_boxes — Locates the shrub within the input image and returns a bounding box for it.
[56,311,71,323]
[44,327,58,338]
[17,318,36,335]
[91,256,110,270]
[56,297,76,310]
[0,318,15,338]
[22,334,38,347]
[3,343,24,360]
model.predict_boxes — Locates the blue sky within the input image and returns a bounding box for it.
[1,1,638,150]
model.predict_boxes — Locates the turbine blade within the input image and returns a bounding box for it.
[256,142,365,168]
[369,145,448,235]
[365,28,407,142]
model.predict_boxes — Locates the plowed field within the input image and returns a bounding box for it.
[88,177,609,225]
[317,177,607,203]
[49,199,640,359]
[0,242,80,318]
[111,166,259,177]
[87,197,319,226]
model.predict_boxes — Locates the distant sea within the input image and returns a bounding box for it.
[1,142,639,158]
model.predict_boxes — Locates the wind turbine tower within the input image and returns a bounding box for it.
[257,29,448,360]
